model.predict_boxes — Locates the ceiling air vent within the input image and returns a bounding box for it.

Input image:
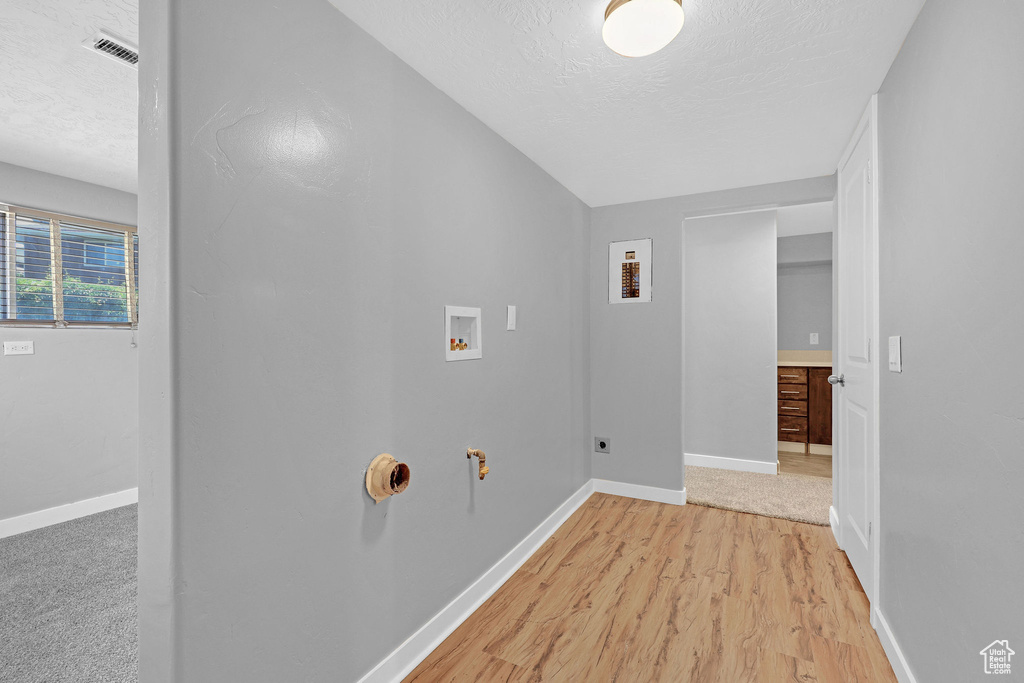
[83,31,138,69]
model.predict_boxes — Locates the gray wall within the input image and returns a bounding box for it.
[777,232,832,266]
[777,263,832,351]
[777,233,833,352]
[0,162,138,521]
[876,1,1024,680]
[0,161,138,226]
[589,177,835,488]
[138,1,590,680]
[684,211,778,463]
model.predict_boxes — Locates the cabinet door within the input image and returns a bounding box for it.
[808,367,833,445]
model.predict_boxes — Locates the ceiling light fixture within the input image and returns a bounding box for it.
[602,0,685,58]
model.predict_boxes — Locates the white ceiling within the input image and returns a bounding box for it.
[328,0,925,207]
[777,201,833,237]
[0,0,138,194]
[0,0,924,205]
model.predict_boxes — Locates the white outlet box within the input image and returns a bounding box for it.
[810,332,819,345]
[3,341,34,356]
[445,306,482,362]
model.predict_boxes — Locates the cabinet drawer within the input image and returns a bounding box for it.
[778,400,808,417]
[777,367,808,384]
[778,384,808,400]
[778,416,808,441]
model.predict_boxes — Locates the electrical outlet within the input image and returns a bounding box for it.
[594,437,610,454]
[3,341,34,356]
[810,332,819,345]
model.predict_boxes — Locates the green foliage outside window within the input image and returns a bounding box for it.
[15,274,129,322]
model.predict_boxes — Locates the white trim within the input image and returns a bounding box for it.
[874,607,917,683]
[356,480,595,683]
[777,442,833,456]
[0,488,138,539]
[684,452,778,475]
[593,479,686,506]
[869,93,882,629]
[684,206,781,221]
[829,506,841,547]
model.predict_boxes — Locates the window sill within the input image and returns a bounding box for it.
[0,321,136,330]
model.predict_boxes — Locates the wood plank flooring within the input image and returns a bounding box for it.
[405,494,892,683]
[778,451,832,478]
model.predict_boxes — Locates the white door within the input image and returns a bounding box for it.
[836,98,878,602]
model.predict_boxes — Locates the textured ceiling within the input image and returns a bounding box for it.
[328,0,925,207]
[0,0,138,194]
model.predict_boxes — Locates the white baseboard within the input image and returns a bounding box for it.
[874,607,917,683]
[592,479,686,506]
[0,488,139,540]
[356,479,595,683]
[829,505,840,547]
[356,476,689,681]
[685,452,777,475]
[778,442,832,456]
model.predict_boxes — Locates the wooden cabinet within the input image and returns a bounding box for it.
[808,368,833,445]
[778,365,832,451]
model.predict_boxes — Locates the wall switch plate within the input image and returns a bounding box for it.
[3,341,34,356]
[594,437,610,454]
[888,335,902,372]
[507,305,516,331]
[810,332,819,345]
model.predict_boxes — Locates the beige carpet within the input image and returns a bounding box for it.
[685,465,831,526]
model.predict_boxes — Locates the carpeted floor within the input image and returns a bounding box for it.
[685,465,831,525]
[0,505,138,683]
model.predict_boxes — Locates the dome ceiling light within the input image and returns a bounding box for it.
[602,0,685,58]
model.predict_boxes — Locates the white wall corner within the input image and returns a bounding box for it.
[592,479,686,506]
[684,452,778,475]
[0,488,138,540]
[873,607,917,683]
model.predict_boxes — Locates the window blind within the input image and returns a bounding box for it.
[1,213,56,321]
[133,233,139,318]
[0,205,137,326]
[60,222,130,323]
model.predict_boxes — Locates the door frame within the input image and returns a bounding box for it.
[834,94,881,625]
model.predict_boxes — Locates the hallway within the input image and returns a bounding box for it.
[407,494,894,682]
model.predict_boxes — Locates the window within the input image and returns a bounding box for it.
[1,204,138,327]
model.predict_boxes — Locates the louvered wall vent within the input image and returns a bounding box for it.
[83,31,138,69]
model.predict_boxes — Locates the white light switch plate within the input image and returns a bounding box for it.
[888,336,902,372]
[507,305,516,331]
[810,332,819,345]
[3,341,34,356]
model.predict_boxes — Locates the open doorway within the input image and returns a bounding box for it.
[682,203,836,527]
[776,202,835,479]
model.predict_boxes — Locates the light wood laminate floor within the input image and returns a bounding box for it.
[779,451,832,478]
[406,494,893,683]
